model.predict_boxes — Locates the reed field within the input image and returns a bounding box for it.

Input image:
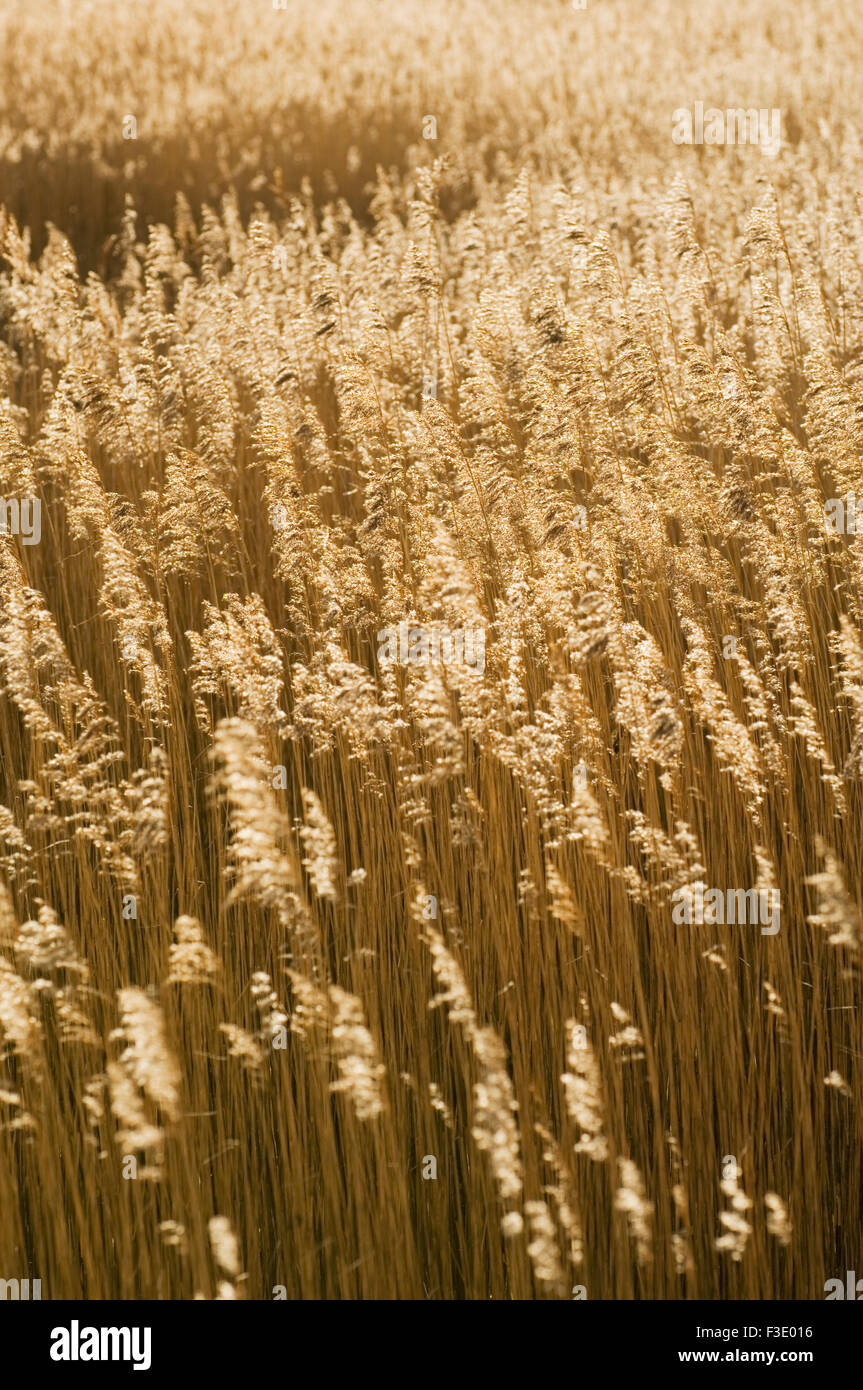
[0,0,862,1301]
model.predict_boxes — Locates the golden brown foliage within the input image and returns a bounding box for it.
[0,0,861,1301]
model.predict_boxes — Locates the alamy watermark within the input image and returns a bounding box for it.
[671,883,780,935]
[0,1276,41,1299]
[672,104,782,159]
[0,497,41,544]
[377,621,486,673]
[824,1271,863,1299]
[50,1321,151,1371]
[825,493,861,535]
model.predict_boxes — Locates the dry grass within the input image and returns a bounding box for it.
[0,0,861,1300]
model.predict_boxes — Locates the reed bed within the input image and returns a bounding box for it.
[0,0,861,1299]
